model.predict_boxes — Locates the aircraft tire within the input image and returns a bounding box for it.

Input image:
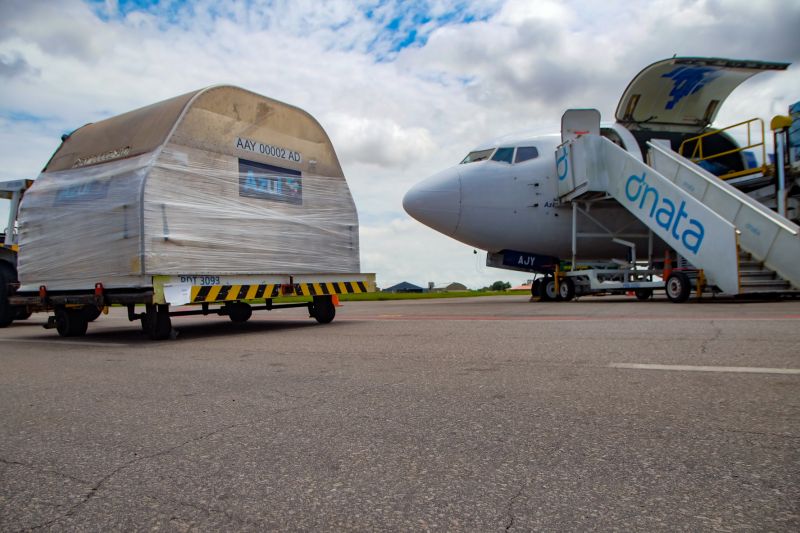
[558,278,575,301]
[665,272,691,303]
[538,276,560,301]
[531,279,541,297]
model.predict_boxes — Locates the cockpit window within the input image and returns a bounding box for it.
[514,146,539,163]
[460,148,494,164]
[491,147,514,164]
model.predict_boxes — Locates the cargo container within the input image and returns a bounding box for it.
[11,86,374,339]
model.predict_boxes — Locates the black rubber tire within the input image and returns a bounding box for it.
[55,307,89,337]
[538,276,560,301]
[84,306,103,322]
[531,279,541,297]
[0,262,17,328]
[635,288,653,301]
[558,277,575,301]
[665,272,692,303]
[227,302,252,323]
[144,304,172,340]
[310,296,336,324]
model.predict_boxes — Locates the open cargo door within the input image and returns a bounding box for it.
[615,57,789,132]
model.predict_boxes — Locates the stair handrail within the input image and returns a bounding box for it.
[677,117,767,180]
[647,141,798,236]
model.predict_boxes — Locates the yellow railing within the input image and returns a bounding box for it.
[678,118,768,180]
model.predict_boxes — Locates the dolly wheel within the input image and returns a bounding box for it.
[55,306,89,337]
[665,272,691,303]
[84,306,103,322]
[227,302,252,323]
[143,304,172,340]
[310,296,336,324]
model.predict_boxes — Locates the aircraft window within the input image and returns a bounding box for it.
[514,146,539,163]
[460,148,494,164]
[491,147,514,164]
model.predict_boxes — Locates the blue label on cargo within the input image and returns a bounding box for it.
[502,250,558,273]
[55,180,110,204]
[238,159,302,205]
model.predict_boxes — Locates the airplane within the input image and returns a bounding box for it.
[403,57,798,301]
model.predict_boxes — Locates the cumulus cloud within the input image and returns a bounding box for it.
[326,114,436,168]
[1,0,799,288]
[0,52,39,79]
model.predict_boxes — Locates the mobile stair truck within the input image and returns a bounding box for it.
[10,86,374,339]
[553,105,800,302]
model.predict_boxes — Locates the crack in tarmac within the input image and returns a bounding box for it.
[0,457,93,486]
[18,388,359,531]
[505,485,525,530]
[23,423,245,531]
[700,320,723,354]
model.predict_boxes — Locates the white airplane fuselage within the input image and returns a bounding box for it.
[403,127,661,269]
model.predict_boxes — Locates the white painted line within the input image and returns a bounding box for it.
[3,339,129,347]
[610,363,800,375]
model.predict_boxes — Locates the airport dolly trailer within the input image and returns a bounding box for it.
[10,86,374,339]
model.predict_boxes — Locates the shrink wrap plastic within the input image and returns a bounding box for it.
[18,144,360,289]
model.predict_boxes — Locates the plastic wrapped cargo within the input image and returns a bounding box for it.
[11,86,372,339]
[18,86,360,290]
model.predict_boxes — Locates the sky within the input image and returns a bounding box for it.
[1,0,799,289]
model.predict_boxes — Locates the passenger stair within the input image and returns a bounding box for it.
[556,134,800,296]
[738,251,792,294]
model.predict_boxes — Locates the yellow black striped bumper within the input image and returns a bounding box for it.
[294,281,368,296]
[189,281,369,303]
[191,284,279,303]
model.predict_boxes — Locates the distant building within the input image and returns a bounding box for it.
[431,282,468,292]
[384,281,425,293]
[511,280,534,291]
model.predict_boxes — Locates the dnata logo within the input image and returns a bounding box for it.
[625,172,705,254]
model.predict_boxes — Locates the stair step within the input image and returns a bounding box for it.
[739,270,777,279]
[740,278,791,289]
[739,286,794,294]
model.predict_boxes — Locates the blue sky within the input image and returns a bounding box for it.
[87,0,500,59]
[1,0,799,288]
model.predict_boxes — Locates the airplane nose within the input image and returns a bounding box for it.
[403,167,461,235]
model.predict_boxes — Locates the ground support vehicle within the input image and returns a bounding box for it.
[532,264,664,302]
[1,179,35,327]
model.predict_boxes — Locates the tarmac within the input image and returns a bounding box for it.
[1,295,798,531]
